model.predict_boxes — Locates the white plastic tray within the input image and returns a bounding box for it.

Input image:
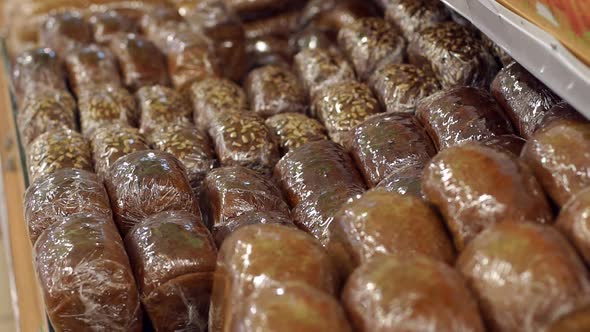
[442,0,590,120]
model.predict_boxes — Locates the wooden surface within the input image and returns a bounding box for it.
[0,39,48,332]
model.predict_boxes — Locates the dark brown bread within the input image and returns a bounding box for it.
[348,112,435,187]
[375,163,424,197]
[77,86,137,137]
[457,222,590,332]
[548,305,590,332]
[12,48,67,105]
[274,140,365,207]
[208,112,280,175]
[423,142,553,251]
[368,63,440,113]
[201,166,290,231]
[300,0,377,39]
[189,77,248,128]
[64,44,122,97]
[480,134,526,156]
[265,112,328,155]
[125,211,216,332]
[245,36,293,71]
[243,9,301,39]
[210,224,339,331]
[289,27,333,53]
[312,81,380,146]
[24,169,112,244]
[522,121,590,206]
[26,129,93,182]
[224,0,305,20]
[105,150,199,235]
[137,85,193,139]
[89,10,139,44]
[90,126,150,180]
[40,12,93,55]
[212,211,295,247]
[408,22,498,88]
[110,33,170,91]
[343,256,485,332]
[35,213,142,332]
[535,102,588,131]
[384,0,450,40]
[416,86,515,150]
[338,17,405,80]
[556,188,590,265]
[491,62,561,138]
[245,65,307,118]
[328,191,455,277]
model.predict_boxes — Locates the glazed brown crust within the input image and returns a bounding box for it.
[408,22,498,88]
[491,62,561,138]
[348,112,435,187]
[416,86,515,150]
[422,142,553,250]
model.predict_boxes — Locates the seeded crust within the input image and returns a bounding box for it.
[27,129,93,182]
[312,81,380,146]
[245,65,307,118]
[137,85,193,139]
[384,0,449,40]
[369,63,440,113]
[90,126,150,180]
[408,22,498,88]
[64,45,122,97]
[17,89,77,146]
[265,113,328,155]
[294,48,356,99]
[78,86,137,136]
[189,77,248,128]
[208,112,279,175]
[338,17,406,80]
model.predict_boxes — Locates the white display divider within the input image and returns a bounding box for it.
[442,0,590,120]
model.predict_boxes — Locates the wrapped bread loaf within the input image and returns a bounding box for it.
[90,126,150,180]
[243,9,301,39]
[189,77,247,128]
[265,112,328,155]
[24,169,111,244]
[338,17,405,80]
[89,10,140,45]
[208,112,279,175]
[422,142,552,250]
[458,222,590,332]
[348,112,435,187]
[536,102,588,131]
[77,86,137,137]
[522,122,590,206]
[275,140,365,207]
[293,47,355,99]
[480,134,526,156]
[328,191,455,276]
[110,33,170,91]
[212,211,294,247]
[368,63,440,113]
[343,256,485,332]
[26,129,93,182]
[408,22,498,88]
[137,85,192,139]
[375,163,424,197]
[232,282,352,332]
[35,213,142,332]
[491,62,561,138]
[289,27,333,52]
[224,0,304,21]
[312,81,380,146]
[64,44,122,97]
[556,188,590,265]
[416,86,515,150]
[105,150,199,235]
[149,123,216,195]
[201,166,290,230]
[210,224,339,331]
[384,0,449,40]
[17,89,77,146]
[40,12,93,55]
[12,48,67,105]
[245,65,307,118]
[125,211,216,332]
[300,0,376,39]
[245,36,293,71]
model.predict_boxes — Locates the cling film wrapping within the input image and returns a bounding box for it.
[556,187,590,265]
[383,0,449,40]
[209,224,339,332]
[88,10,140,44]
[457,222,590,332]
[422,142,553,251]
[12,48,68,105]
[64,44,122,97]
[24,169,112,245]
[189,77,247,129]
[39,11,93,55]
[104,150,200,235]
[34,213,143,331]
[137,85,193,139]
[213,211,295,247]
[77,86,137,137]
[124,211,217,332]
[342,255,485,332]
[265,112,328,155]
[375,162,424,198]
